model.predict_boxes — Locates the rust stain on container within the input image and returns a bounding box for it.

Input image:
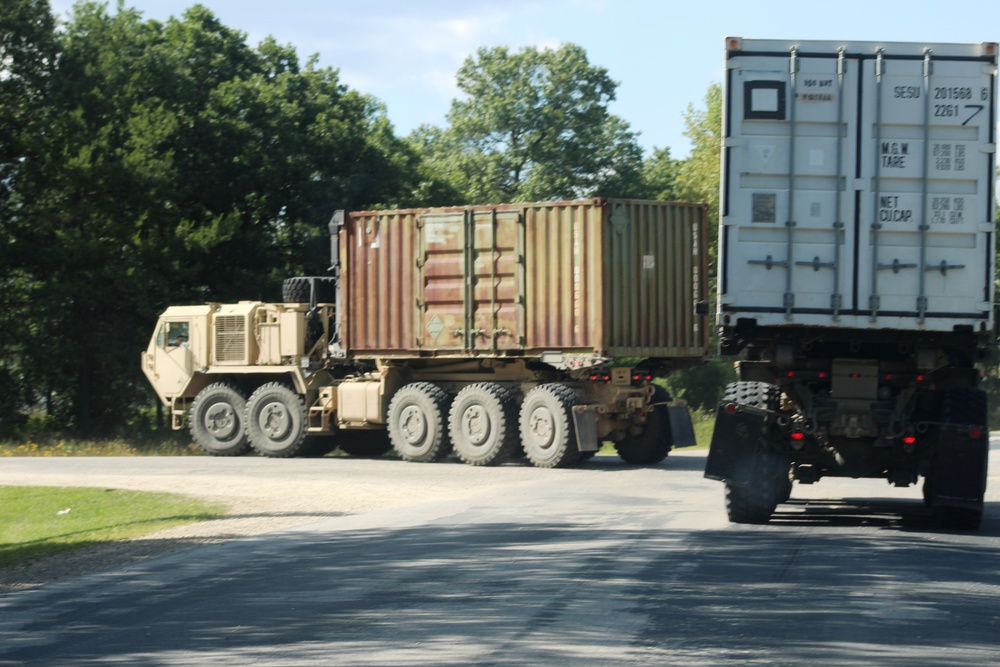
[342,198,708,361]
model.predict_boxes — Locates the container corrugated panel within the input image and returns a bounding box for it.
[719,38,997,332]
[343,198,708,360]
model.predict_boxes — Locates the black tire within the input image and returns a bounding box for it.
[245,382,309,458]
[615,385,674,465]
[387,382,452,462]
[449,383,519,466]
[929,387,987,531]
[189,383,251,456]
[282,276,337,304]
[337,430,393,458]
[519,383,580,469]
[721,380,787,524]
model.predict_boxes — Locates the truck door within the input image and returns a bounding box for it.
[149,319,193,396]
[721,39,996,331]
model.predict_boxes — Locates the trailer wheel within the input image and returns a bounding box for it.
[927,387,988,531]
[245,382,309,458]
[614,385,673,464]
[388,382,452,462]
[337,430,393,458]
[720,381,787,524]
[189,383,251,456]
[519,383,580,469]
[449,383,518,466]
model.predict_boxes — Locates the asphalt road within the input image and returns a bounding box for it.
[2,440,1000,666]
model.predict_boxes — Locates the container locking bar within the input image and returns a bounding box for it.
[831,47,847,320]
[784,45,800,319]
[917,49,933,322]
[869,48,886,321]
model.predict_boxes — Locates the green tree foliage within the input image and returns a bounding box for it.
[641,146,681,201]
[0,0,57,435]
[2,1,428,437]
[675,82,722,262]
[412,44,646,203]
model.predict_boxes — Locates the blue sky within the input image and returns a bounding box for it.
[49,0,1000,159]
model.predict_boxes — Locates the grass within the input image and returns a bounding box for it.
[0,486,226,568]
[0,438,204,457]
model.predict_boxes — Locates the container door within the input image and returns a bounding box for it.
[722,41,995,331]
[722,47,860,325]
[469,209,522,351]
[857,52,995,326]
[417,209,524,352]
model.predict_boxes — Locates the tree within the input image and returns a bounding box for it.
[675,82,723,254]
[0,0,57,435]
[2,2,427,438]
[413,43,645,203]
[641,146,681,201]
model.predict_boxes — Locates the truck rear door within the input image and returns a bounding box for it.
[720,38,997,332]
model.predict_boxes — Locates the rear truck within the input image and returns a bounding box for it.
[143,198,710,467]
[705,38,998,529]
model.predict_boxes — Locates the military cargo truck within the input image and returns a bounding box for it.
[143,198,710,468]
[705,38,997,529]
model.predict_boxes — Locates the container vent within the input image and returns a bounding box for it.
[214,315,247,363]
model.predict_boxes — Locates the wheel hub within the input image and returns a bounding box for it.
[259,400,291,439]
[400,405,427,444]
[528,407,555,449]
[205,403,236,438]
[461,405,491,446]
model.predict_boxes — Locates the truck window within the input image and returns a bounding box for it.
[165,321,189,348]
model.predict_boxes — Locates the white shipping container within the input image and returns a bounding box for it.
[718,38,998,332]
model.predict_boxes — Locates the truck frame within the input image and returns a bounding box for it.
[144,198,710,468]
[705,38,997,529]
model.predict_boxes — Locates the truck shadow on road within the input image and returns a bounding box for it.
[770,497,1000,536]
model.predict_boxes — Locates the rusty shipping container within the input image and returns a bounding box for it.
[341,198,709,363]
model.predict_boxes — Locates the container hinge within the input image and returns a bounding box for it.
[926,261,965,276]
[748,255,789,270]
[878,259,918,274]
[795,257,836,271]
[917,296,929,320]
[869,294,881,321]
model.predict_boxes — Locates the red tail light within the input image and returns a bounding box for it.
[790,431,805,442]
[903,435,917,446]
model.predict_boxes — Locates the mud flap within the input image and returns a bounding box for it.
[571,406,600,452]
[928,425,988,509]
[704,403,776,486]
[667,402,697,448]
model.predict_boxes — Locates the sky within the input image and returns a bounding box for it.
[48,0,1000,159]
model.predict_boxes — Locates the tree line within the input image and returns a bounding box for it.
[0,1,722,440]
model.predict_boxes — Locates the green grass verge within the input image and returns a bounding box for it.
[0,486,226,568]
[0,439,204,457]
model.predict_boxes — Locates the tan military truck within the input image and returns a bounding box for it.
[143,198,710,467]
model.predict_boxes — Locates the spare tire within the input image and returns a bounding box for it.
[282,276,337,304]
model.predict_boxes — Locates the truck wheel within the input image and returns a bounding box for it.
[928,387,988,530]
[519,383,580,469]
[720,380,787,524]
[388,382,452,462]
[337,430,393,458]
[245,382,309,458]
[282,276,337,304]
[189,383,251,456]
[449,383,518,466]
[615,385,673,465]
